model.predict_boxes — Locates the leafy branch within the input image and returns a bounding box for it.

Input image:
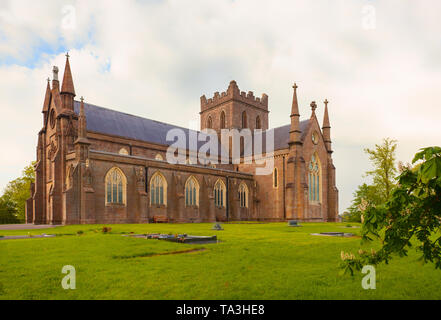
[341,146,441,275]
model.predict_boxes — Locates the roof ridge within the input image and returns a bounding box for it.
[273,119,310,130]
[74,100,310,133]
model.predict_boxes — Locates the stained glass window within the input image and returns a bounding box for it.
[214,179,226,208]
[105,168,126,205]
[185,176,199,206]
[239,183,248,208]
[150,172,167,206]
[308,154,320,202]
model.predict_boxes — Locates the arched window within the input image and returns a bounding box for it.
[185,176,199,207]
[256,116,261,129]
[207,116,213,129]
[238,182,248,208]
[214,179,226,208]
[220,111,226,129]
[105,167,127,205]
[119,148,129,155]
[155,154,163,161]
[242,111,247,128]
[273,167,278,188]
[150,171,167,206]
[308,154,321,203]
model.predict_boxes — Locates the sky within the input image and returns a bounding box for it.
[0,0,440,212]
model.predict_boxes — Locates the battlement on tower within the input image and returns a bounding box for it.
[200,80,268,112]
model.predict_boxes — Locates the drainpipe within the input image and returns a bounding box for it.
[145,166,149,223]
[226,176,230,221]
[283,155,286,220]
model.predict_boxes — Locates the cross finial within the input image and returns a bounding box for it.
[292,83,298,90]
[80,96,84,102]
[310,101,317,112]
[324,99,329,106]
[47,77,50,82]
[66,52,70,59]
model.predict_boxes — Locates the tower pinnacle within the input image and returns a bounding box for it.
[61,53,75,97]
[322,99,332,152]
[310,101,317,114]
[291,83,299,117]
[289,83,301,145]
[60,54,76,111]
[323,99,330,129]
[74,96,91,161]
[78,96,87,138]
[42,78,51,113]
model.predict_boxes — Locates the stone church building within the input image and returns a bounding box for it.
[26,56,338,224]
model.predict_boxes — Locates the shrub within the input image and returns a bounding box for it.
[102,226,112,233]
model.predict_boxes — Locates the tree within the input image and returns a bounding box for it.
[1,162,35,223]
[0,196,19,224]
[345,138,398,222]
[340,146,441,275]
[346,183,384,222]
[364,138,398,201]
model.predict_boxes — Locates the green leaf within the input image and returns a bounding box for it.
[425,148,434,161]
[412,150,425,164]
[420,158,441,183]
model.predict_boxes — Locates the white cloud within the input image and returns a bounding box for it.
[0,0,440,212]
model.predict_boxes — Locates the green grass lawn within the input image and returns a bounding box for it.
[1,222,440,300]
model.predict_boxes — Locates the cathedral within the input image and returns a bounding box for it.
[26,55,338,224]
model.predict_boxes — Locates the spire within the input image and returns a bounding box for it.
[322,99,332,152]
[322,99,330,129]
[42,78,51,113]
[61,52,75,96]
[289,83,302,145]
[291,83,299,117]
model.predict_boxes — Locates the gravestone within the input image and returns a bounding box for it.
[212,223,224,230]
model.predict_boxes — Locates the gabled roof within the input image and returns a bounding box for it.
[73,101,310,153]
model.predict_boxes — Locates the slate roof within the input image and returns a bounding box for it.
[272,120,310,150]
[73,101,310,153]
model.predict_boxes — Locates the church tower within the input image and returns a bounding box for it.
[200,80,269,135]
